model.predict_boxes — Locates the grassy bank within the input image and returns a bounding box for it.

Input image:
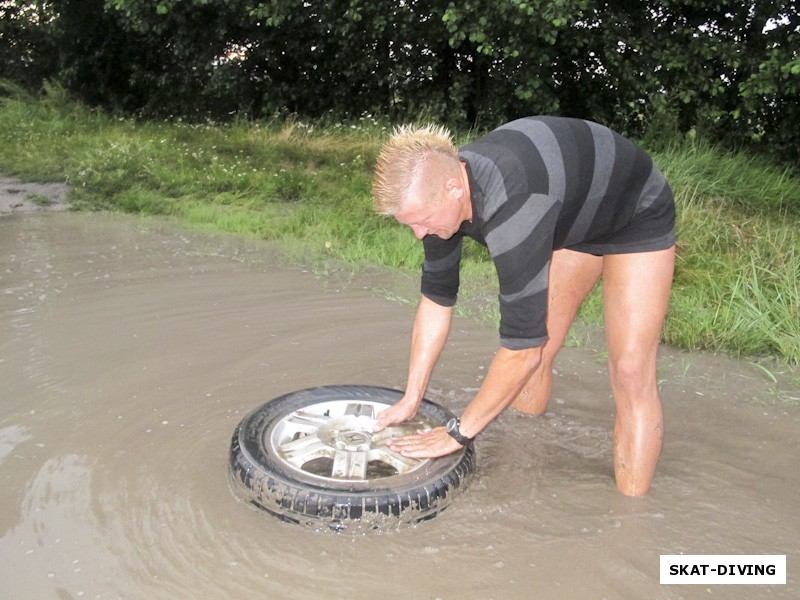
[1,84,798,366]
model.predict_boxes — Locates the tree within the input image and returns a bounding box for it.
[2,0,798,164]
[0,1,57,90]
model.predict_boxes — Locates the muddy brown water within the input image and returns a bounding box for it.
[1,212,798,600]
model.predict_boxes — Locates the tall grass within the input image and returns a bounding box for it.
[1,83,798,364]
[655,142,800,362]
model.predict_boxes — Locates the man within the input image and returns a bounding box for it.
[371,117,675,496]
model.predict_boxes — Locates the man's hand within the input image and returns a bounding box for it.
[385,427,463,458]
[373,399,419,432]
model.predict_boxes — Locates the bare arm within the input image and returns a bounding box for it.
[374,295,452,431]
[458,345,542,438]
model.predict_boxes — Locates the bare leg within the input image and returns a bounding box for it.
[511,249,602,414]
[602,247,675,496]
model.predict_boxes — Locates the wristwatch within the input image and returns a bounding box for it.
[445,417,474,446]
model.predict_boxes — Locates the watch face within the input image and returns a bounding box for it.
[446,417,469,445]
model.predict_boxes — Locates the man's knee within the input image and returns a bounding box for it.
[608,352,656,398]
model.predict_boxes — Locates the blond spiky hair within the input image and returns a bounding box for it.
[372,124,459,216]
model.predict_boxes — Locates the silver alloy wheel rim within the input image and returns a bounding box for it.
[267,399,434,483]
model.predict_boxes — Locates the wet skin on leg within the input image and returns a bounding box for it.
[602,246,675,496]
[511,248,603,414]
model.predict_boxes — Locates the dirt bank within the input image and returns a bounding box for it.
[0,176,70,215]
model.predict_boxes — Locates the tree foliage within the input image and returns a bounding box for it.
[1,0,799,164]
[0,1,57,89]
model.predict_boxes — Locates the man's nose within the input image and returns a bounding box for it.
[410,224,427,239]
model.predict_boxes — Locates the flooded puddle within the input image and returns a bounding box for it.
[1,213,797,599]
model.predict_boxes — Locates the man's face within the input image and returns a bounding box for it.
[395,185,460,240]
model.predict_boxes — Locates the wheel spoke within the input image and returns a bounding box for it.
[331,449,368,480]
[343,402,376,419]
[388,419,430,433]
[277,434,330,467]
[371,421,431,444]
[285,410,332,430]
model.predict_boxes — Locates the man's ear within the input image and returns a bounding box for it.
[445,177,463,200]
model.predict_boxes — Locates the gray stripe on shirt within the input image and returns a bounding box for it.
[635,163,669,214]
[504,119,566,201]
[499,261,549,303]
[563,122,616,245]
[485,193,558,256]
[423,243,461,272]
[460,149,509,221]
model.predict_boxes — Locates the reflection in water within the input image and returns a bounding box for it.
[0,213,798,599]
[1,454,123,598]
[0,425,32,465]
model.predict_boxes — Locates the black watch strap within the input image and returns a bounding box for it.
[446,417,473,445]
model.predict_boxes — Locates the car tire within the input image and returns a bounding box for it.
[229,385,475,528]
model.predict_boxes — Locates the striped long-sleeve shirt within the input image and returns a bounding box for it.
[421,116,675,350]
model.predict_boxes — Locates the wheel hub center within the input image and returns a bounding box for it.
[336,429,372,451]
